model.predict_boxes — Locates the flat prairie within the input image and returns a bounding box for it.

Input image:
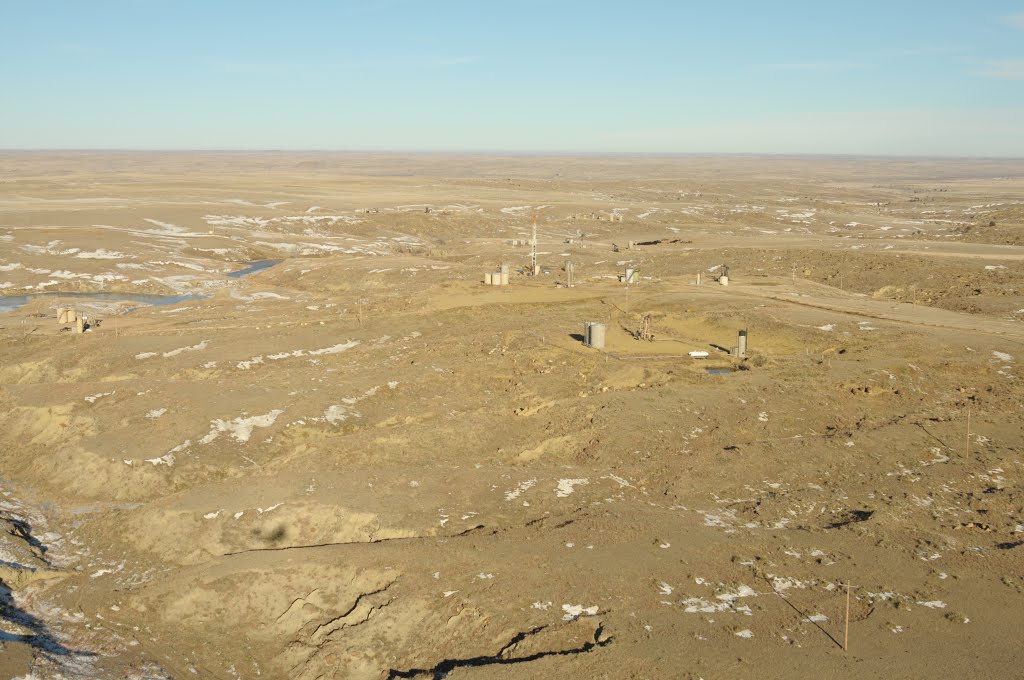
[1,152,1023,679]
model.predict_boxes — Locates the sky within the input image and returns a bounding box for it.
[1,0,1023,156]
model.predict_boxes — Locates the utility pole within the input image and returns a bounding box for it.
[531,210,539,276]
[843,582,852,652]
[966,407,971,459]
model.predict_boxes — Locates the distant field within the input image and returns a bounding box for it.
[1,153,1023,680]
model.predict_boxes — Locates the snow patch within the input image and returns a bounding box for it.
[555,478,588,498]
[201,410,284,444]
[505,479,537,501]
[561,604,599,621]
[75,249,126,259]
[322,405,354,425]
[236,340,359,369]
[137,341,209,360]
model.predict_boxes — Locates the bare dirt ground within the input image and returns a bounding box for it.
[1,152,1023,679]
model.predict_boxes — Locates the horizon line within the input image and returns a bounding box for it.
[1,148,1024,162]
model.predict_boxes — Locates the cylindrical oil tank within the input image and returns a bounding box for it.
[585,322,606,349]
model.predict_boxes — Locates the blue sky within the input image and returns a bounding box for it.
[1,0,1022,155]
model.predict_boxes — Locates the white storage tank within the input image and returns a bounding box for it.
[584,322,607,349]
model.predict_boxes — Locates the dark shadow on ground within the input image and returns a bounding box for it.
[1,579,92,660]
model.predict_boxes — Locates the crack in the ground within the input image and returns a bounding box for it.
[222,510,596,559]
[308,580,396,642]
[221,525,485,557]
[385,623,613,679]
[275,588,323,622]
[287,581,398,675]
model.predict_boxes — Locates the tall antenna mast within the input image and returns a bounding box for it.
[531,210,539,275]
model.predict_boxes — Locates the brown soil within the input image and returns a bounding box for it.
[1,153,1023,679]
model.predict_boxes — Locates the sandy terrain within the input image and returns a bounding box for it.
[1,152,1023,679]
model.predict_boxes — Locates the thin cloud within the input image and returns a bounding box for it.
[972,59,1024,80]
[1001,12,1024,29]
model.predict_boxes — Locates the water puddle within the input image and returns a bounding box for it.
[705,368,735,375]
[0,292,205,314]
[226,259,282,278]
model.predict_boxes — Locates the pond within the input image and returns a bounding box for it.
[0,292,206,314]
[226,260,282,278]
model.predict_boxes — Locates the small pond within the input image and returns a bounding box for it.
[0,292,206,314]
[227,260,282,278]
